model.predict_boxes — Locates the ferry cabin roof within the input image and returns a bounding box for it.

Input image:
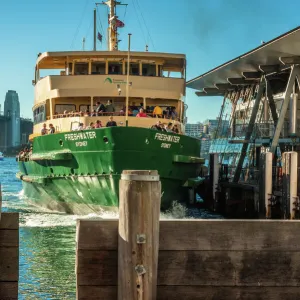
[32,51,187,135]
[186,26,300,97]
[36,50,185,71]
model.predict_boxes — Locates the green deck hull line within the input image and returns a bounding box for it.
[17,127,202,214]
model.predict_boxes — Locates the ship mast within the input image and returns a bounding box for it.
[100,0,127,51]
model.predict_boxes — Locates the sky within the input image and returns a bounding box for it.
[0,0,300,122]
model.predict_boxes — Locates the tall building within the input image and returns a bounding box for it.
[204,118,229,137]
[4,90,20,148]
[185,123,203,138]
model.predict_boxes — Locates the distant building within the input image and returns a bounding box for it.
[4,90,20,148]
[203,118,229,137]
[185,123,204,138]
[0,90,33,153]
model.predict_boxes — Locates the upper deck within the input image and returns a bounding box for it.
[32,50,187,135]
[34,50,186,106]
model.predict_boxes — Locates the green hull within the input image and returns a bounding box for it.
[18,127,202,214]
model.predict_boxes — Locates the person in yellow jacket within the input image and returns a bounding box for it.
[153,105,163,118]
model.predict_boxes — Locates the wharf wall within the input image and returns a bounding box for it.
[76,219,300,300]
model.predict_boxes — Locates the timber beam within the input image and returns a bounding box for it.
[203,87,221,94]
[195,91,224,97]
[280,56,300,65]
[227,78,258,85]
[242,71,262,79]
[259,64,280,74]
[214,83,234,90]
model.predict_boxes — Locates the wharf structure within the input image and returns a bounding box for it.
[0,90,33,154]
[188,26,300,219]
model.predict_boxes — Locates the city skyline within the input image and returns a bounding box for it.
[0,0,299,122]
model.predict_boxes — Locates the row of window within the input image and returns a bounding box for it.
[37,61,183,80]
[69,62,158,76]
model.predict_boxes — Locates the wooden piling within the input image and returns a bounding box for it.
[0,183,19,299]
[118,170,161,300]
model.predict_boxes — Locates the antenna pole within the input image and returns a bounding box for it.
[125,33,132,127]
[97,1,127,51]
[82,37,86,50]
[93,8,97,51]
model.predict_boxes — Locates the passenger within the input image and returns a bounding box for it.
[171,107,178,120]
[106,116,117,127]
[96,101,105,115]
[165,122,173,132]
[91,110,97,117]
[106,100,115,115]
[163,107,171,119]
[76,122,84,130]
[172,124,179,133]
[84,109,90,117]
[153,105,163,118]
[49,124,55,134]
[136,108,147,118]
[132,106,139,116]
[41,123,48,135]
[95,120,102,128]
[151,121,162,131]
[86,122,95,129]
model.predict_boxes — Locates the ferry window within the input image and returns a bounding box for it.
[91,62,105,75]
[74,62,88,75]
[33,104,46,124]
[125,63,140,75]
[55,104,76,114]
[142,64,156,76]
[108,63,122,75]
[79,105,97,112]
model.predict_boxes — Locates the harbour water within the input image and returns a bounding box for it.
[0,157,222,299]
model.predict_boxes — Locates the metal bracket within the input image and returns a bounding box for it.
[136,234,146,244]
[135,265,146,275]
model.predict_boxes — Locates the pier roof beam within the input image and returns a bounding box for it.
[195,91,224,97]
[233,76,265,183]
[242,71,262,79]
[265,78,278,125]
[203,87,221,94]
[270,65,300,154]
[214,83,234,90]
[259,64,280,74]
[280,56,300,65]
[227,78,258,85]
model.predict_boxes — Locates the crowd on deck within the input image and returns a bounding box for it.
[52,101,179,120]
[40,115,179,134]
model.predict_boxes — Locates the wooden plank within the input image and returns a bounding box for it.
[0,183,2,221]
[0,230,19,247]
[77,219,300,251]
[76,220,118,250]
[77,250,300,287]
[0,282,18,300]
[0,213,19,230]
[0,247,19,281]
[78,286,117,300]
[77,286,300,300]
[76,250,118,286]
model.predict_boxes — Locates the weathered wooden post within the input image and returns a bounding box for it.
[0,184,2,221]
[118,170,161,300]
